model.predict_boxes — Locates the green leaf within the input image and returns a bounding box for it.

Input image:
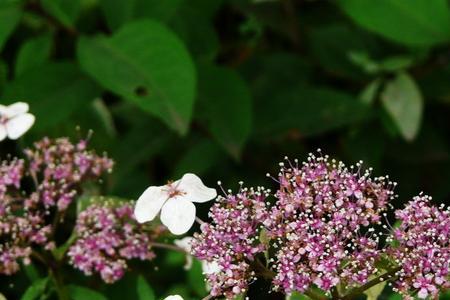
[286,292,309,300]
[309,24,371,78]
[1,62,100,131]
[41,0,80,28]
[0,60,7,92]
[173,140,222,178]
[15,34,53,76]
[349,52,417,74]
[379,56,415,72]
[255,87,370,138]
[68,285,108,300]
[0,2,21,50]
[92,98,117,137]
[170,1,220,60]
[100,0,183,31]
[363,279,387,300]
[77,20,196,135]
[22,263,41,283]
[197,64,252,159]
[381,72,423,141]
[136,275,155,300]
[359,78,382,105]
[187,259,207,297]
[388,294,402,300]
[338,0,450,47]
[348,52,381,74]
[20,277,48,300]
[0,293,6,300]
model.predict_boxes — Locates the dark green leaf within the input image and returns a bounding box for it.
[338,0,450,47]
[187,259,207,297]
[22,263,41,283]
[170,1,220,60]
[0,2,21,50]
[92,99,117,137]
[349,52,417,74]
[1,62,100,131]
[41,0,80,28]
[136,275,155,300]
[0,60,7,92]
[20,277,48,300]
[173,140,222,178]
[77,20,196,135]
[15,34,53,76]
[309,24,371,78]
[67,285,108,300]
[379,56,415,72]
[100,0,183,31]
[197,64,252,159]
[255,87,370,137]
[381,72,423,141]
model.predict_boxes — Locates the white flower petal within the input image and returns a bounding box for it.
[164,296,184,300]
[160,197,196,235]
[0,105,7,115]
[5,102,29,118]
[202,260,221,275]
[134,186,168,223]
[6,113,35,139]
[0,125,6,142]
[177,173,217,203]
[174,236,194,252]
[174,237,194,270]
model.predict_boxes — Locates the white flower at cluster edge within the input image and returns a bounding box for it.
[174,237,194,270]
[134,173,217,235]
[0,102,35,141]
[164,295,184,300]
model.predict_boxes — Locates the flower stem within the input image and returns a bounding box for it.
[196,216,205,225]
[49,267,70,300]
[149,242,186,253]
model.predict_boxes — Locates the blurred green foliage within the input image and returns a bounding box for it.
[1,0,450,299]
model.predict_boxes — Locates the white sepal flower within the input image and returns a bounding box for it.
[174,236,194,270]
[0,102,35,141]
[134,173,216,235]
[164,295,184,300]
[202,260,221,275]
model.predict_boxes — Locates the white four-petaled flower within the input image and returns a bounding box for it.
[134,173,217,235]
[163,295,184,300]
[0,102,35,141]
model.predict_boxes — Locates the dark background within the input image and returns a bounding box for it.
[1,0,450,299]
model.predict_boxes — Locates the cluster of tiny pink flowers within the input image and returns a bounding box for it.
[0,158,44,274]
[266,154,395,294]
[191,187,270,298]
[0,137,113,275]
[68,202,164,283]
[387,195,450,299]
[24,137,113,211]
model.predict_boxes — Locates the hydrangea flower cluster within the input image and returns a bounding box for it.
[68,202,164,283]
[267,154,395,294]
[192,152,450,299]
[0,137,113,275]
[191,187,270,298]
[0,157,55,274]
[388,195,450,299]
[24,137,113,211]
